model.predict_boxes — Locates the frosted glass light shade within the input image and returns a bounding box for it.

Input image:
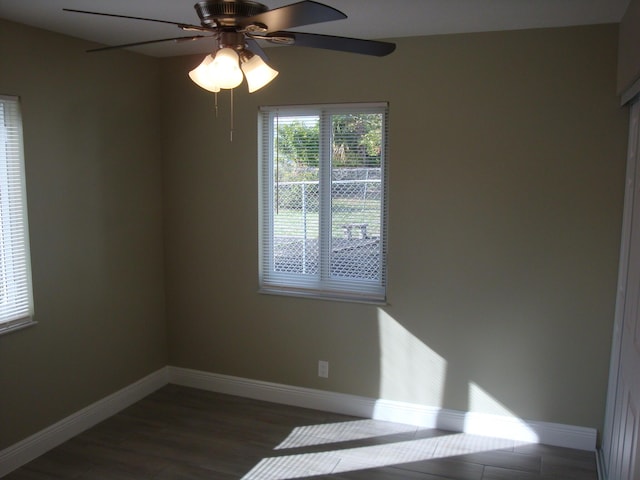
[189,48,278,93]
[188,55,220,92]
[241,54,279,93]
[211,48,243,89]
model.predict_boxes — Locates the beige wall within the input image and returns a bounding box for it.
[0,18,627,451]
[162,24,627,436]
[0,20,167,449]
[618,0,640,94]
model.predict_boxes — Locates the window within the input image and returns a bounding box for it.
[259,103,388,303]
[0,95,34,335]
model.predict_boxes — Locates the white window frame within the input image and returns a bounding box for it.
[258,102,389,303]
[0,95,34,335]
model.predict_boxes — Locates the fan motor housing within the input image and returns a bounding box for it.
[195,0,268,27]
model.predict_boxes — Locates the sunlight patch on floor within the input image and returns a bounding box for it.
[243,428,532,479]
[244,311,539,478]
[275,419,417,449]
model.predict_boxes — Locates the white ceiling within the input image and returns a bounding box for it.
[0,0,631,57]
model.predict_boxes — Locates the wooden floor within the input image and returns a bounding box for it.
[4,385,598,479]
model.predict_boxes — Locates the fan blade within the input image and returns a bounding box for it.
[63,8,209,32]
[245,37,270,62]
[266,31,396,56]
[238,1,346,33]
[86,35,210,52]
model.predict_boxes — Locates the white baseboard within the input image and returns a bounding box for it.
[169,366,597,451]
[0,365,598,478]
[0,367,169,478]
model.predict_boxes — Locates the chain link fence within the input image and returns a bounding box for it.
[273,168,382,280]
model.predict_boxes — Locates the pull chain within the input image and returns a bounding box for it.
[211,90,234,142]
[230,88,234,142]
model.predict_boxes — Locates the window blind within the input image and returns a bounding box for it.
[0,95,34,334]
[258,103,388,303]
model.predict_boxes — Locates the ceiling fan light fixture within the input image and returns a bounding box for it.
[240,51,279,93]
[211,47,243,89]
[188,54,220,92]
[188,47,244,92]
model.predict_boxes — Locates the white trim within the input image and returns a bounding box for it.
[0,367,169,478]
[602,99,640,475]
[0,365,598,477]
[260,102,389,112]
[169,366,379,418]
[597,448,608,480]
[621,77,640,106]
[0,317,36,337]
[168,367,597,451]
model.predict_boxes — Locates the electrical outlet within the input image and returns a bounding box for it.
[318,360,329,378]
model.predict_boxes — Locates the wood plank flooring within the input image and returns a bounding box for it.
[3,385,598,479]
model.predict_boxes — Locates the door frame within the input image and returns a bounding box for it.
[601,98,639,479]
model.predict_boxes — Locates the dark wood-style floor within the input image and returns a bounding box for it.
[4,384,598,479]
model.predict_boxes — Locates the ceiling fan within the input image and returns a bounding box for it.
[64,0,396,93]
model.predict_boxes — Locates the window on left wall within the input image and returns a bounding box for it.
[0,95,34,335]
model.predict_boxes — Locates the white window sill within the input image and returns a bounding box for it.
[0,317,37,336]
[259,286,387,305]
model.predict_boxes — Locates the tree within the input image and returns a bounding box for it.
[332,113,382,167]
[276,118,319,168]
[275,113,383,173]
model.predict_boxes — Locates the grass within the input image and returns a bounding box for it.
[274,198,381,239]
